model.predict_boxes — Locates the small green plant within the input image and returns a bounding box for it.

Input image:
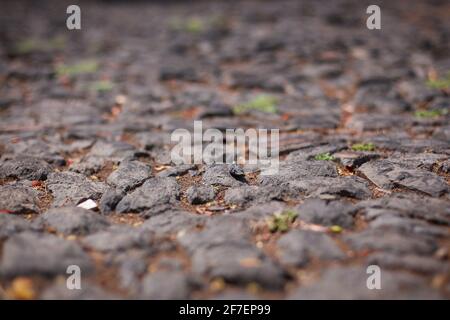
[56,59,99,77]
[314,153,335,161]
[233,95,278,115]
[90,80,114,92]
[267,210,298,233]
[186,18,204,33]
[15,36,65,54]
[414,109,447,118]
[329,225,343,233]
[15,39,40,54]
[169,17,205,34]
[426,73,450,90]
[351,142,375,152]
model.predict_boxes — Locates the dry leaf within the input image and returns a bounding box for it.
[8,277,36,300]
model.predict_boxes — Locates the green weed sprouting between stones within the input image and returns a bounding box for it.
[314,152,335,161]
[169,17,205,34]
[414,109,447,118]
[15,36,66,54]
[56,59,99,77]
[233,95,278,115]
[426,73,450,90]
[329,225,343,233]
[169,16,226,34]
[90,80,114,92]
[267,210,298,233]
[185,18,204,33]
[351,142,375,152]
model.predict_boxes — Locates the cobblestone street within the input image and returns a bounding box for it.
[0,0,449,299]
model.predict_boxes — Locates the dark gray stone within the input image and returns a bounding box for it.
[177,216,286,289]
[368,214,449,238]
[367,253,449,275]
[88,140,137,162]
[0,183,40,214]
[357,194,450,225]
[155,257,185,271]
[197,102,233,119]
[277,230,344,267]
[333,151,380,169]
[186,185,215,204]
[353,93,410,114]
[397,80,435,104]
[395,139,450,154]
[286,176,371,200]
[191,242,286,289]
[389,153,448,171]
[233,202,287,221]
[69,156,105,176]
[259,160,338,186]
[344,229,438,256]
[116,177,180,213]
[347,114,412,131]
[99,188,125,214]
[159,65,199,82]
[135,132,171,150]
[177,216,252,253]
[139,271,193,299]
[4,140,65,165]
[0,232,92,277]
[358,159,448,197]
[202,164,246,187]
[287,113,340,130]
[47,171,106,207]
[289,266,442,299]
[140,210,205,237]
[39,207,110,235]
[229,71,284,92]
[117,251,148,292]
[157,164,196,177]
[296,198,357,228]
[224,185,284,206]
[82,226,152,252]
[0,214,31,238]
[0,156,52,180]
[106,160,151,191]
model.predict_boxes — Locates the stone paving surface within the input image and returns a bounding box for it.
[0,0,449,299]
